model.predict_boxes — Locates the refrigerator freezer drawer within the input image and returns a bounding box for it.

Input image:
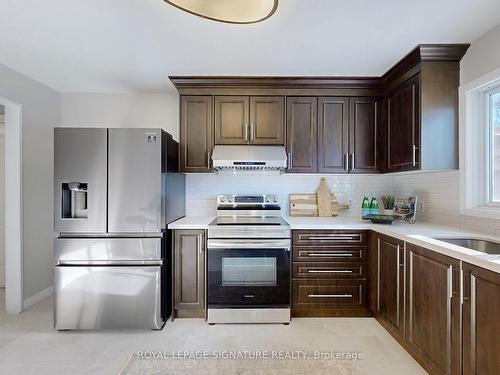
[54,265,163,330]
[55,237,162,263]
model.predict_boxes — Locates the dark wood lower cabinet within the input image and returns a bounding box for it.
[405,243,461,375]
[291,230,370,317]
[292,279,369,317]
[173,230,206,319]
[374,234,405,340]
[463,262,500,375]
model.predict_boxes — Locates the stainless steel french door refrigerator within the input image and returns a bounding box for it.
[53,128,185,330]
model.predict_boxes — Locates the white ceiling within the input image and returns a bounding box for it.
[0,0,499,93]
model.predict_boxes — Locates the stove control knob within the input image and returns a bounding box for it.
[227,197,233,203]
[273,197,278,203]
[220,197,226,203]
[266,198,271,203]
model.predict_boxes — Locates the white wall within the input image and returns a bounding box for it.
[60,92,179,140]
[0,107,4,287]
[0,63,60,301]
[461,23,500,85]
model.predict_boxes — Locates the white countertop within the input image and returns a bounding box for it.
[168,216,215,229]
[168,215,500,274]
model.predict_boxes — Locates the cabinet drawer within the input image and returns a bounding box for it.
[293,262,366,278]
[292,279,366,309]
[293,230,366,246]
[293,247,365,262]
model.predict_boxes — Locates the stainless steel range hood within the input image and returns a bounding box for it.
[211,145,287,172]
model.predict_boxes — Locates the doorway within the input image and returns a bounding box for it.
[0,104,4,293]
[0,98,23,313]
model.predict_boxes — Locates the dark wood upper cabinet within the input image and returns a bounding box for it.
[318,97,349,173]
[374,234,405,340]
[386,75,420,172]
[249,96,285,145]
[172,44,469,174]
[215,95,284,145]
[350,97,379,173]
[405,243,461,375]
[214,96,249,144]
[463,263,500,375]
[173,230,205,319]
[286,97,318,173]
[382,45,469,173]
[318,97,378,174]
[180,95,213,173]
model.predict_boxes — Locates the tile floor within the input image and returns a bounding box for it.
[0,290,426,374]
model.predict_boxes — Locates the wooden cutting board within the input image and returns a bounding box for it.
[289,193,349,217]
[316,177,333,217]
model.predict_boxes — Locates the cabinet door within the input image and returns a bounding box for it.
[349,97,379,173]
[406,243,461,375]
[317,97,349,173]
[387,74,420,172]
[215,96,249,144]
[249,96,285,145]
[174,230,205,318]
[375,234,405,339]
[180,96,213,173]
[286,97,318,173]
[463,263,500,375]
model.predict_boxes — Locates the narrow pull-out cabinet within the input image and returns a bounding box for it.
[373,234,405,340]
[173,230,206,318]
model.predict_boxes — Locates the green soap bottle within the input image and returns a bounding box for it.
[362,194,370,218]
[370,194,379,215]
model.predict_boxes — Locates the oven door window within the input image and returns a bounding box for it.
[208,248,290,308]
[222,257,277,286]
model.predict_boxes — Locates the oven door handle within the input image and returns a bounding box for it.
[207,239,291,250]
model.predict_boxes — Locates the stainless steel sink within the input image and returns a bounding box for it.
[433,237,500,255]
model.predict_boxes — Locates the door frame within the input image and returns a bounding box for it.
[0,96,23,313]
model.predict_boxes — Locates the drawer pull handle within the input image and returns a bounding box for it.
[307,270,353,273]
[308,294,353,298]
[307,236,359,240]
[308,253,353,257]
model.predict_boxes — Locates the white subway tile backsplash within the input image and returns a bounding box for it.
[185,170,500,236]
[393,170,500,235]
[186,173,393,217]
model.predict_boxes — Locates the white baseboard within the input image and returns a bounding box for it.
[23,286,53,310]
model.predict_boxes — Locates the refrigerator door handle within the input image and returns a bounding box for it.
[56,260,163,266]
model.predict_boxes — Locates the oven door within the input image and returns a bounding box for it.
[207,239,291,308]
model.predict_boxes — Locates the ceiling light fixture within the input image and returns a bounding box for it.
[164,0,278,24]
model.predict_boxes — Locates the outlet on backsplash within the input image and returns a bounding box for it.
[418,201,425,213]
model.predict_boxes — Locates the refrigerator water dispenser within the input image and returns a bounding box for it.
[61,182,88,219]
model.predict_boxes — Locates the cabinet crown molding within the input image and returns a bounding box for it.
[169,76,382,90]
[170,44,469,92]
[382,44,470,84]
